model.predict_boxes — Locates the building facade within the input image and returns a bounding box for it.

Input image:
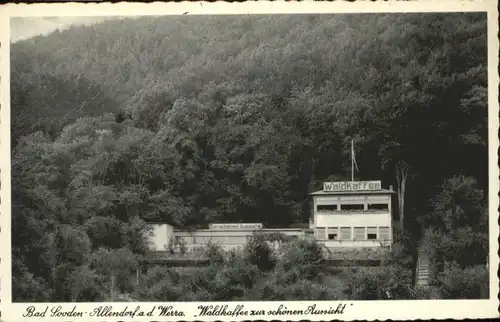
[149,223,306,252]
[309,181,394,248]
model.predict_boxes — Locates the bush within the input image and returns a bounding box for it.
[413,285,439,299]
[209,255,260,300]
[183,265,218,294]
[345,265,415,300]
[204,241,225,265]
[244,232,276,271]
[89,247,139,296]
[278,279,344,300]
[134,266,185,301]
[277,239,325,282]
[436,264,488,299]
[327,247,390,261]
[252,276,346,301]
[138,238,461,302]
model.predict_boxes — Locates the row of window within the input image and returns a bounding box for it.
[176,234,304,245]
[317,203,389,211]
[314,226,390,241]
[175,235,249,245]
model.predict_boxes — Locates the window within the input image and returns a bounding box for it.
[367,227,378,240]
[340,204,364,211]
[367,203,389,211]
[354,227,365,240]
[340,227,351,240]
[315,228,326,240]
[317,204,338,211]
[379,227,390,240]
[327,227,338,240]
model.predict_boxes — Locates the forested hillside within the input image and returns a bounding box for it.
[11,13,489,301]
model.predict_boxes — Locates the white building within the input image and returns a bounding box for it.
[309,180,394,248]
[148,180,394,253]
[149,222,306,253]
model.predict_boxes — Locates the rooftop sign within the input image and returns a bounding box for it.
[209,223,263,230]
[323,181,382,192]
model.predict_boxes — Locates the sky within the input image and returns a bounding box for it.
[10,16,114,42]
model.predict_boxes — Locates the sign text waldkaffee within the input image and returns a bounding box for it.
[323,181,382,192]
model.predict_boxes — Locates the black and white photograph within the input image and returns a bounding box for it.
[1,1,498,320]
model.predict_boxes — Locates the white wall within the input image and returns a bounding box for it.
[149,223,174,251]
[315,213,391,227]
[315,195,391,205]
[321,240,391,248]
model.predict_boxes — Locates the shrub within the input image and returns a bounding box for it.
[134,266,184,301]
[244,232,276,271]
[183,266,218,293]
[436,264,488,299]
[413,285,439,299]
[89,247,140,297]
[345,265,415,300]
[204,241,225,266]
[178,238,188,254]
[278,279,344,300]
[277,239,325,282]
[210,256,260,300]
[253,277,346,301]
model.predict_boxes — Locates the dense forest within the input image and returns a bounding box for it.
[11,13,489,301]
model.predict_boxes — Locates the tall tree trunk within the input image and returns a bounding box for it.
[396,162,418,285]
[396,162,409,232]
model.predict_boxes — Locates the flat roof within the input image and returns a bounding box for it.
[309,189,395,196]
[146,222,309,231]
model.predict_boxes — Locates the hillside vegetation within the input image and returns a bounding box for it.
[11,13,488,301]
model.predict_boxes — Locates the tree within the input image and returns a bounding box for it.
[420,175,488,296]
[67,265,101,302]
[431,176,487,261]
[90,247,140,300]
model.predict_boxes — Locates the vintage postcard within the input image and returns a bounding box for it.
[0,1,498,321]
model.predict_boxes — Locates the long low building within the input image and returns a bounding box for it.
[148,180,395,254]
[149,223,307,252]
